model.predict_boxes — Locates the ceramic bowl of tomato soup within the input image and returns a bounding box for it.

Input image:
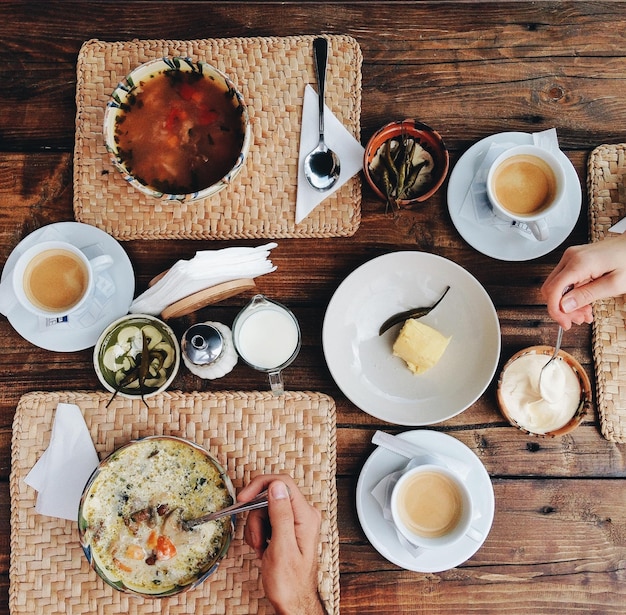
[78,435,235,596]
[104,57,251,201]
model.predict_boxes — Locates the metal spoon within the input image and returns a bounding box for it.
[538,284,573,400]
[182,489,269,531]
[303,37,341,191]
[538,325,563,401]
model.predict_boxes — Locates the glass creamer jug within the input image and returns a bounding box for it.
[232,294,301,395]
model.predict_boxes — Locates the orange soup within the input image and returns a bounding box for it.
[113,69,246,195]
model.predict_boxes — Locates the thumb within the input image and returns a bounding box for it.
[266,480,298,550]
[560,278,613,313]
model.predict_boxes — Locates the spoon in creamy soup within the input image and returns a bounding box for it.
[182,489,269,530]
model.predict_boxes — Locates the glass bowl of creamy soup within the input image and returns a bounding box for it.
[104,57,251,201]
[496,345,591,437]
[78,435,235,596]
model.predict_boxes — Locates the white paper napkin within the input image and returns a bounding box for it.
[24,403,100,521]
[296,84,365,224]
[129,243,278,316]
[609,217,626,233]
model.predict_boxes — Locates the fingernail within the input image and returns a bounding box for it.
[561,296,578,313]
[271,481,289,500]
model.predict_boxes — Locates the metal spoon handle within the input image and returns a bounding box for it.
[313,37,328,139]
[183,489,269,530]
[552,325,564,359]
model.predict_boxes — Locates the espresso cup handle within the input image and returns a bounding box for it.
[89,254,114,274]
[268,369,285,396]
[466,526,483,543]
[528,218,549,241]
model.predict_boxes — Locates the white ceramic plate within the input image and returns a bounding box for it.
[322,251,501,425]
[447,131,582,261]
[356,429,494,572]
[1,222,134,351]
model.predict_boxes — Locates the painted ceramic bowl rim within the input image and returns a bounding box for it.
[496,345,591,437]
[93,313,181,399]
[103,57,252,201]
[363,119,449,204]
[78,435,235,596]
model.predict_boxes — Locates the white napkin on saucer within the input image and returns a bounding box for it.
[371,459,427,558]
[129,243,277,316]
[458,128,567,239]
[296,84,365,224]
[24,403,100,521]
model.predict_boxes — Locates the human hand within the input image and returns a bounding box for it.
[238,475,326,615]
[541,235,626,329]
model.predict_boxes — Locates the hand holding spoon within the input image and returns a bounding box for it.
[304,37,341,191]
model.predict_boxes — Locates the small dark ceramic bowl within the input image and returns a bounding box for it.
[363,119,449,206]
[497,345,591,437]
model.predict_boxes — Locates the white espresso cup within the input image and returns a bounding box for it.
[486,144,566,241]
[2,240,113,318]
[390,464,482,549]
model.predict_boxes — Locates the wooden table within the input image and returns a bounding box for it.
[1,2,626,613]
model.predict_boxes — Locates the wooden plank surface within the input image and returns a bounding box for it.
[1,2,626,613]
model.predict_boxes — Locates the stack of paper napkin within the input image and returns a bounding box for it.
[24,403,99,521]
[130,243,278,316]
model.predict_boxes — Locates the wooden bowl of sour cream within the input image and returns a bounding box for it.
[496,345,591,437]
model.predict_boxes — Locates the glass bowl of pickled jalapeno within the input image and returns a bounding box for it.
[93,314,180,406]
[363,119,449,209]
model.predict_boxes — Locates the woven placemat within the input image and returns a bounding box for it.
[587,144,626,443]
[73,35,362,240]
[9,390,339,614]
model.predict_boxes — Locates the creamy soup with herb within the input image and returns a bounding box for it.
[113,69,246,195]
[80,437,233,594]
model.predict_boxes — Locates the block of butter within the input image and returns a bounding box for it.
[392,319,451,374]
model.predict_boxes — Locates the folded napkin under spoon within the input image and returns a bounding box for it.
[182,489,268,530]
[303,37,341,191]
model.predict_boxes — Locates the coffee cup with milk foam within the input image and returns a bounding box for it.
[0,240,113,318]
[390,463,482,549]
[486,144,566,241]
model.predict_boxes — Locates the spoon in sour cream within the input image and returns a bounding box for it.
[538,285,573,402]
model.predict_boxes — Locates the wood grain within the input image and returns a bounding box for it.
[1,2,626,614]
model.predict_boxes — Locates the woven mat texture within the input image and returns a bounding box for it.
[73,36,362,240]
[587,144,626,443]
[9,391,338,614]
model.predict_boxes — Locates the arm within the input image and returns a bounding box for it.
[541,234,626,329]
[238,475,326,615]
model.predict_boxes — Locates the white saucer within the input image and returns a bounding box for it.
[322,252,501,426]
[356,430,494,572]
[447,131,582,261]
[1,222,134,351]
